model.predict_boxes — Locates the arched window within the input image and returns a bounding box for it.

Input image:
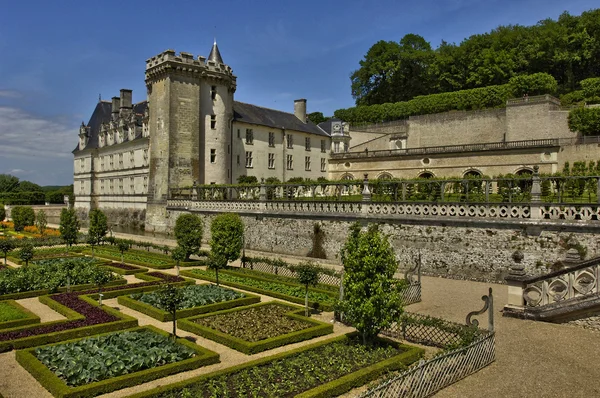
[377,172,393,180]
[463,169,482,178]
[515,168,533,177]
[418,171,434,179]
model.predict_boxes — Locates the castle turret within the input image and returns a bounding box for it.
[144,46,236,231]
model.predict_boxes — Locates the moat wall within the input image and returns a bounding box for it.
[163,209,600,283]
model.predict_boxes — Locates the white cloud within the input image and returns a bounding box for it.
[0,106,76,160]
[0,90,22,98]
[7,168,32,175]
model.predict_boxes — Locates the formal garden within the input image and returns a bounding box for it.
[0,207,495,398]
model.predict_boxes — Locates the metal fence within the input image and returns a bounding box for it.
[360,289,495,398]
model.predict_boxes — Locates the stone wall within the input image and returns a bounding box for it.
[6,205,66,225]
[162,209,600,283]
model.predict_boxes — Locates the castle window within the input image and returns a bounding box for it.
[118,153,124,168]
[143,176,148,191]
[237,129,240,139]
[109,179,114,193]
[334,142,340,153]
[211,86,217,100]
[305,156,311,171]
[100,157,104,171]
[287,154,293,170]
[118,178,123,194]
[268,132,275,147]
[100,179,104,193]
[143,149,148,166]
[245,129,253,144]
[321,140,326,153]
[210,149,216,163]
[245,151,253,168]
[268,153,275,169]
[211,115,216,130]
[287,134,293,149]
[305,137,311,151]
[130,177,134,193]
[321,158,326,172]
[237,155,240,165]
[130,150,135,167]
[80,159,84,172]
[109,155,114,169]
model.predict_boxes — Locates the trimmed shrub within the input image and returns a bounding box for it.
[568,107,600,135]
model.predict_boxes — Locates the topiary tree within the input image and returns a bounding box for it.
[338,223,404,345]
[207,253,227,286]
[0,238,15,264]
[59,208,80,253]
[117,240,129,264]
[174,214,204,261]
[210,213,244,265]
[290,261,322,317]
[35,210,47,236]
[12,206,35,232]
[87,209,108,258]
[18,243,34,267]
[63,259,77,292]
[155,283,184,339]
[92,267,113,306]
[171,246,186,277]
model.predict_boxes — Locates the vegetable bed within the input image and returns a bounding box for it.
[183,269,337,311]
[230,266,339,293]
[102,262,148,275]
[83,248,174,269]
[127,333,424,398]
[0,300,40,330]
[118,284,260,322]
[16,326,220,398]
[178,301,333,354]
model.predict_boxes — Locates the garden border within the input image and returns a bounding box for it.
[177,301,333,354]
[15,325,220,398]
[0,300,40,330]
[126,332,424,398]
[117,285,260,322]
[0,279,127,301]
[101,262,149,275]
[181,269,336,311]
[82,249,174,269]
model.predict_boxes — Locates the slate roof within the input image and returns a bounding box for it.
[73,101,148,153]
[208,41,224,64]
[317,118,342,135]
[233,101,329,137]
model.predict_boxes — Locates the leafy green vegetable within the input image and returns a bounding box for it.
[131,284,244,311]
[34,330,195,387]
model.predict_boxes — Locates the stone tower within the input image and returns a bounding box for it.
[144,44,236,231]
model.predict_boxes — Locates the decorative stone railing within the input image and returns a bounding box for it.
[504,257,600,318]
[330,138,559,160]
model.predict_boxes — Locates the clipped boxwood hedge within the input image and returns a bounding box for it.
[7,253,85,266]
[126,332,424,398]
[0,278,127,301]
[0,300,40,330]
[181,270,336,311]
[178,301,333,354]
[16,325,220,398]
[82,249,174,269]
[101,262,148,275]
[118,286,260,322]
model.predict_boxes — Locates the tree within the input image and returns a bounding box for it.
[63,259,77,292]
[87,209,108,258]
[35,210,47,236]
[59,208,80,252]
[171,246,186,277]
[338,223,404,345]
[12,206,35,231]
[92,267,113,306]
[155,284,184,338]
[290,261,322,317]
[174,214,204,260]
[19,243,34,267]
[117,240,129,264]
[0,205,5,222]
[208,253,227,286]
[210,213,244,265]
[0,238,15,264]
[307,112,328,125]
[0,174,19,193]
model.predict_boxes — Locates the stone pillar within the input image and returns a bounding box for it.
[505,250,526,309]
[362,174,371,202]
[259,178,266,201]
[530,165,542,220]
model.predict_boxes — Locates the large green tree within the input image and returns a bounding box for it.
[174,214,204,260]
[11,206,35,231]
[59,208,80,251]
[338,223,403,345]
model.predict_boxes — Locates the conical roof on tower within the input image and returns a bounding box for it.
[208,39,224,64]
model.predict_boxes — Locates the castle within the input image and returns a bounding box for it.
[73,43,599,232]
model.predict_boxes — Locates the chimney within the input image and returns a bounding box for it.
[111,97,120,120]
[120,89,132,110]
[294,99,307,123]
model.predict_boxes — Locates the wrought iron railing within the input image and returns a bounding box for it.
[361,289,495,398]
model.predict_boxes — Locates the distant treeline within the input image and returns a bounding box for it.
[0,174,72,205]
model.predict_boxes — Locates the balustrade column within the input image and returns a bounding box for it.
[530,166,542,220]
[362,174,371,202]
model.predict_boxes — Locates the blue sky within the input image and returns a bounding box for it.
[0,0,597,185]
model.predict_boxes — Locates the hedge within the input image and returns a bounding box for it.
[101,262,149,275]
[181,269,336,311]
[0,192,46,205]
[126,332,424,398]
[334,72,558,124]
[0,295,138,352]
[178,301,333,354]
[6,253,85,265]
[81,249,174,269]
[0,300,41,330]
[117,286,260,322]
[87,273,195,300]
[568,107,600,136]
[0,278,127,301]
[581,77,600,99]
[15,325,220,398]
